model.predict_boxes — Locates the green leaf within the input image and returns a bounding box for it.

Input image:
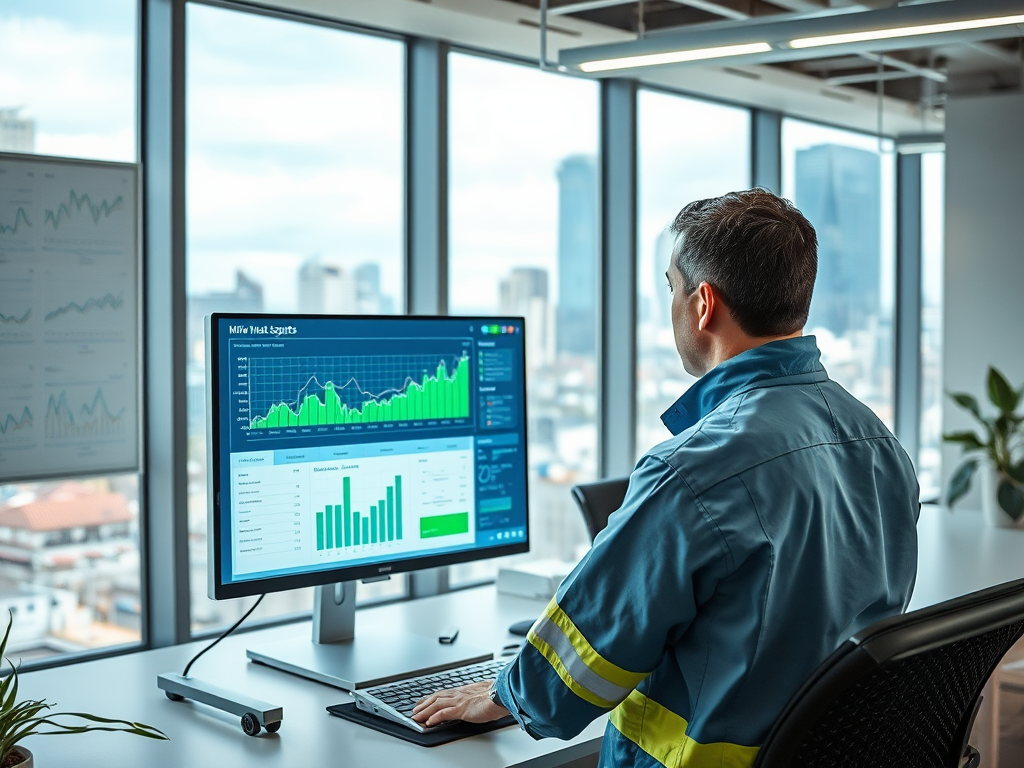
[997,478,1024,521]
[949,391,984,422]
[947,459,979,507]
[30,712,168,741]
[0,614,11,669]
[942,431,986,451]
[988,367,1020,414]
[1009,459,1024,485]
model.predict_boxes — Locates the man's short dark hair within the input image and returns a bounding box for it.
[670,188,817,338]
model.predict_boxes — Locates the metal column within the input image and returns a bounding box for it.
[599,79,639,479]
[141,0,191,646]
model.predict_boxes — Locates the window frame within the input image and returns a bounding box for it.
[0,0,146,669]
[3,0,933,667]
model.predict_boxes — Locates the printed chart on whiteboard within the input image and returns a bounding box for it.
[0,154,139,482]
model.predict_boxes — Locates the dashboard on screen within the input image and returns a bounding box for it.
[207,314,530,598]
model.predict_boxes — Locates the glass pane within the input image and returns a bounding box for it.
[918,152,945,501]
[186,5,406,633]
[448,54,599,584]
[0,0,136,161]
[0,475,141,660]
[0,1,140,662]
[782,119,896,428]
[635,91,751,457]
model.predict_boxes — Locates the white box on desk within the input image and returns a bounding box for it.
[497,559,576,601]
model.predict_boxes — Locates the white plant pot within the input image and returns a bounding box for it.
[6,747,32,767]
[981,466,1024,529]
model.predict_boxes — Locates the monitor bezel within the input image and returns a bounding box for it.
[207,312,531,600]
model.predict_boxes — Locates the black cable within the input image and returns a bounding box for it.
[182,594,265,678]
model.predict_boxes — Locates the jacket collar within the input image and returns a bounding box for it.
[660,335,828,436]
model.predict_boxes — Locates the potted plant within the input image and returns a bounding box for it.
[944,366,1024,527]
[0,614,167,767]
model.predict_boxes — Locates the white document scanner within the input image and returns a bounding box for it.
[496,559,577,601]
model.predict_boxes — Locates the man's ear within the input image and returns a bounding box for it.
[696,282,716,332]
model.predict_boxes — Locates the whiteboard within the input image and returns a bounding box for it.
[0,153,140,482]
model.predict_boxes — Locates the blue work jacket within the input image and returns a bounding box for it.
[495,335,920,768]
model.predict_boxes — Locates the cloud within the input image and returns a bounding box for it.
[0,15,135,161]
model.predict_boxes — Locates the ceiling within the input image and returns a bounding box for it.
[508,0,1024,112]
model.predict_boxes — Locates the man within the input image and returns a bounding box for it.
[413,189,920,768]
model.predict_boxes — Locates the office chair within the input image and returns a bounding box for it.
[570,477,629,543]
[754,577,1024,768]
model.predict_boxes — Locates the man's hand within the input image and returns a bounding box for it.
[411,680,509,728]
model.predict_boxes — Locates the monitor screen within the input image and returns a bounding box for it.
[207,314,529,599]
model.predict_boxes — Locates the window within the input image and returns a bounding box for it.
[918,151,945,501]
[0,0,136,161]
[782,119,896,428]
[635,90,751,457]
[185,5,406,633]
[447,53,599,583]
[0,0,141,661]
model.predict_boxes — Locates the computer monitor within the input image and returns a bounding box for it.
[206,313,530,689]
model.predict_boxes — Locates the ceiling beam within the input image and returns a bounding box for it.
[965,40,1022,65]
[559,0,1024,73]
[759,0,828,11]
[667,0,749,21]
[827,68,945,85]
[547,0,634,16]
[860,52,947,82]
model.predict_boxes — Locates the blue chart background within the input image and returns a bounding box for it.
[213,315,530,586]
[247,348,471,420]
[221,317,508,454]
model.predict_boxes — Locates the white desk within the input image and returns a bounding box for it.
[910,504,1024,610]
[911,505,1024,767]
[18,588,604,768]
[17,506,1024,768]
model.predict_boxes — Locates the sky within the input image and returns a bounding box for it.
[448,53,600,315]
[0,0,136,161]
[637,89,751,325]
[184,4,405,311]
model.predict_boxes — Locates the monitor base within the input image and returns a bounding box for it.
[247,633,492,691]
[246,582,491,691]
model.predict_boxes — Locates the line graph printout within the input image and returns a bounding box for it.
[0,154,139,482]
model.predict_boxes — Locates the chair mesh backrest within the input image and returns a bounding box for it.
[791,620,1024,767]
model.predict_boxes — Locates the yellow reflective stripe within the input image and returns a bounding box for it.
[610,689,759,768]
[538,598,648,690]
[527,630,617,709]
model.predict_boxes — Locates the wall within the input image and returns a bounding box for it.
[942,92,1024,507]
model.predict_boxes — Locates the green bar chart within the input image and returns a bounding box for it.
[315,475,405,552]
[251,356,470,430]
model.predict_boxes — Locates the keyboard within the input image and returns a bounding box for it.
[352,659,508,733]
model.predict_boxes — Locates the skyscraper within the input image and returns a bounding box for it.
[298,256,356,315]
[499,267,551,368]
[355,262,392,315]
[793,143,881,336]
[556,155,598,357]
[0,109,35,152]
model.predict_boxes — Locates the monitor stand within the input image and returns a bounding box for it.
[246,582,493,691]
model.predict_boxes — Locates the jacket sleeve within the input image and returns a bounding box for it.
[495,453,732,739]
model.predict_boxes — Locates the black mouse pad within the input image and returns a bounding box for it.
[327,702,517,746]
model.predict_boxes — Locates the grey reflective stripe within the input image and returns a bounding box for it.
[531,615,633,705]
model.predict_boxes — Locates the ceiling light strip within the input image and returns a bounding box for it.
[790,13,1024,49]
[579,41,772,72]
